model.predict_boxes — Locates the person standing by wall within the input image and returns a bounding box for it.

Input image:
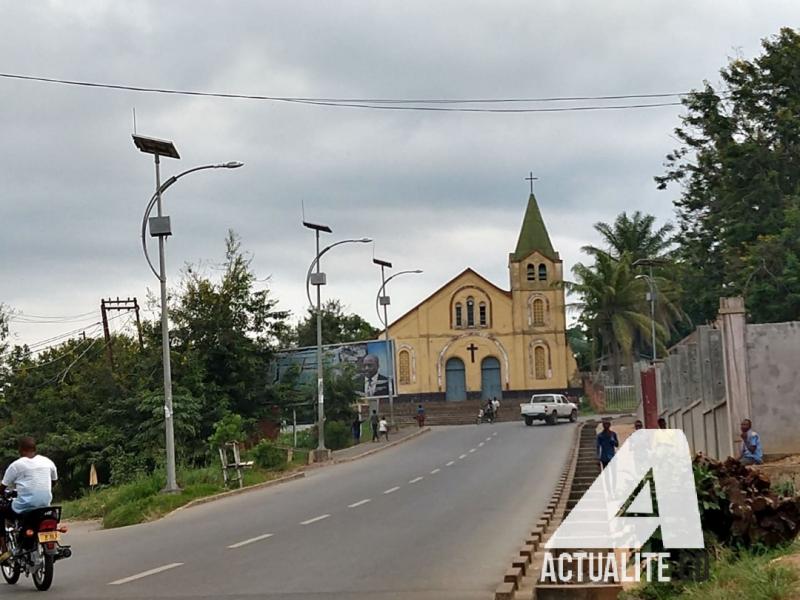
[370,410,380,442]
[416,404,426,428]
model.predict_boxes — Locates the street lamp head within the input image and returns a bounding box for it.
[222,161,244,169]
[359,238,373,243]
[412,269,424,274]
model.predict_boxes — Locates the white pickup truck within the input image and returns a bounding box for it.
[520,394,578,426]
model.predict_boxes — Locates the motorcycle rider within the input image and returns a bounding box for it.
[0,437,58,562]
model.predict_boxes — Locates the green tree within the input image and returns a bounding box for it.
[657,27,800,324]
[283,299,379,349]
[568,253,667,382]
[581,211,674,263]
[170,230,289,424]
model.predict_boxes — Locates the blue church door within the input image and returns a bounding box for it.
[481,356,502,401]
[445,357,466,401]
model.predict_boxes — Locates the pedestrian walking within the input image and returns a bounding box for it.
[379,416,389,442]
[492,397,500,419]
[416,404,426,428]
[657,417,667,430]
[634,419,643,430]
[370,410,380,442]
[596,419,619,470]
[352,413,363,445]
[739,418,763,465]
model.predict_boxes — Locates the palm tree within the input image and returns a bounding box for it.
[567,253,667,383]
[582,211,674,263]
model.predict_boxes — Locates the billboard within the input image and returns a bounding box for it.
[270,339,396,399]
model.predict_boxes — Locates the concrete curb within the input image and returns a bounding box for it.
[332,427,431,464]
[165,471,307,518]
[494,422,584,600]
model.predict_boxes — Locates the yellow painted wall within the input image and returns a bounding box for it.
[389,252,578,397]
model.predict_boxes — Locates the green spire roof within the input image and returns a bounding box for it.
[511,193,557,261]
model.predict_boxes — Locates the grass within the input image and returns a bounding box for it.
[62,460,305,529]
[622,542,800,600]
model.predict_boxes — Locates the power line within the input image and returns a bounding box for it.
[0,72,689,113]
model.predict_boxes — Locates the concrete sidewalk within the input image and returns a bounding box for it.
[330,424,430,462]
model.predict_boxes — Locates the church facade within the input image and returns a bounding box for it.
[387,192,579,402]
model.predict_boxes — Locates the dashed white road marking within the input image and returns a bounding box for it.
[446,461,455,466]
[409,476,424,484]
[469,448,476,453]
[430,468,441,474]
[478,442,485,447]
[228,533,273,549]
[485,437,491,442]
[109,563,184,585]
[301,514,331,525]
[458,454,467,459]
[383,486,400,495]
[492,432,498,436]
[348,499,371,508]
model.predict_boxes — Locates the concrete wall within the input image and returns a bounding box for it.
[638,300,800,459]
[746,321,800,455]
[650,325,730,460]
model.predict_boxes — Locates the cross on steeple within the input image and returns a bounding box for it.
[525,171,539,195]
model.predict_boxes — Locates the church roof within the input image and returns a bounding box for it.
[511,193,557,262]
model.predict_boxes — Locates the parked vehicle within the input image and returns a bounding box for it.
[1,491,71,591]
[520,394,578,426]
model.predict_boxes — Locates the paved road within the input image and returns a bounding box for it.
[6,420,576,599]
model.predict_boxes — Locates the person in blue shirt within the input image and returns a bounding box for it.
[739,419,763,465]
[597,420,619,470]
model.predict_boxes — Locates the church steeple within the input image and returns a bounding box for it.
[511,193,557,261]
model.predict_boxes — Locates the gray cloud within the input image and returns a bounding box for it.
[2,1,797,347]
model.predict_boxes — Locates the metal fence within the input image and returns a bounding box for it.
[603,385,638,413]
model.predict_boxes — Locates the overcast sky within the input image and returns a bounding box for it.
[2,1,798,349]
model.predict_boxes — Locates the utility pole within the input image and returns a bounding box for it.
[100,297,144,371]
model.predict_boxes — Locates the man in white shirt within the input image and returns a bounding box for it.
[0,437,58,561]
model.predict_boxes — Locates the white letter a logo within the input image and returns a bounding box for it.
[546,430,703,549]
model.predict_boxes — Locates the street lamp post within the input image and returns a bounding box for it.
[135,134,243,493]
[373,263,423,429]
[303,222,371,455]
[633,258,668,362]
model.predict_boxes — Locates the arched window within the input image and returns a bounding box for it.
[455,303,463,328]
[466,297,475,327]
[534,346,546,379]
[532,299,545,326]
[479,302,487,327]
[538,264,548,281]
[527,264,536,281]
[398,350,411,385]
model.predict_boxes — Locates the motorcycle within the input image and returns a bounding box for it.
[477,408,495,424]
[1,490,71,591]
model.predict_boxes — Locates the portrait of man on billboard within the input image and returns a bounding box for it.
[361,353,390,397]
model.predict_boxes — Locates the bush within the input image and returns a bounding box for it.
[251,440,286,469]
[324,421,351,451]
[209,413,246,449]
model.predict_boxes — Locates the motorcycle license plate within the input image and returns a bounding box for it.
[38,531,59,543]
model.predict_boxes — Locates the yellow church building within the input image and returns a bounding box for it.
[388,192,579,402]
